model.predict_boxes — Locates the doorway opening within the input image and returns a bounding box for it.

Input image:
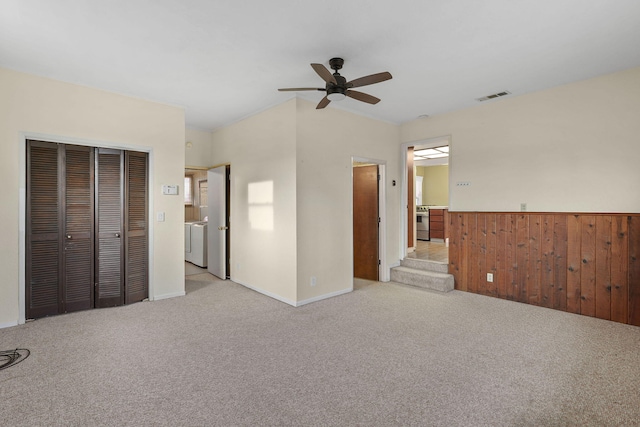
[402,137,450,263]
[185,167,209,277]
[184,165,231,281]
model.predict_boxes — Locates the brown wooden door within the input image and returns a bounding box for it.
[353,164,379,281]
[125,151,148,304]
[95,148,124,307]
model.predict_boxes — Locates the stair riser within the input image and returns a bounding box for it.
[390,270,454,293]
[401,258,449,273]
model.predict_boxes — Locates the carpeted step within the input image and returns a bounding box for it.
[400,257,449,273]
[390,266,454,293]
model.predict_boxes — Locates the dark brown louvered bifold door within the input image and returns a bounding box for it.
[27,140,148,319]
[27,141,95,317]
[95,149,124,307]
[125,151,148,304]
[63,145,95,312]
[27,141,61,318]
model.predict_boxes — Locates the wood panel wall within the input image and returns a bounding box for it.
[448,212,640,326]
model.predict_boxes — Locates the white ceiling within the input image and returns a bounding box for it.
[2,0,640,131]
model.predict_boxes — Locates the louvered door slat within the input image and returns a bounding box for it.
[30,241,59,311]
[96,149,124,307]
[98,239,122,297]
[27,141,61,318]
[125,152,148,304]
[127,236,148,296]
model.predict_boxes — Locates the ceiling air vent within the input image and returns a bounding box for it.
[476,91,511,102]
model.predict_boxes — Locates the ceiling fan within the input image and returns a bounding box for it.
[278,58,392,109]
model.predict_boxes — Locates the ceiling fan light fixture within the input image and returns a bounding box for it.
[327,92,346,101]
[279,58,392,109]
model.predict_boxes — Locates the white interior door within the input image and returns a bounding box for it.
[207,166,226,279]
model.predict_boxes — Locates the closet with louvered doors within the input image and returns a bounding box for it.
[26,140,148,319]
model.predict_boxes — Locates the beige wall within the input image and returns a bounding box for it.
[417,165,449,206]
[185,127,212,222]
[185,127,213,168]
[401,66,640,213]
[6,62,638,324]
[211,99,298,303]
[295,99,400,302]
[0,67,186,327]
[210,98,400,305]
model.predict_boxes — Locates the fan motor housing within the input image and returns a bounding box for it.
[329,57,344,71]
[326,72,347,100]
[327,74,347,94]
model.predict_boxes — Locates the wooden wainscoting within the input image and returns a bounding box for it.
[448,212,640,326]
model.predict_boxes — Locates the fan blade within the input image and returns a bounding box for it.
[316,96,331,109]
[278,88,324,92]
[346,90,380,105]
[346,72,392,88]
[311,63,337,84]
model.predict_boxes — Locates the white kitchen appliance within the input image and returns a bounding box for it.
[185,221,208,267]
[416,205,429,241]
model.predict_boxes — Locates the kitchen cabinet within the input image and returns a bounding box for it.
[429,208,448,240]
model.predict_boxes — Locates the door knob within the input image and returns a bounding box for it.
[115,233,120,238]
[66,234,72,239]
[218,226,228,230]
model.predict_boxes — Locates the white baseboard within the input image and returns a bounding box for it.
[233,279,297,306]
[295,288,352,307]
[151,291,186,301]
[0,320,19,330]
[232,279,352,307]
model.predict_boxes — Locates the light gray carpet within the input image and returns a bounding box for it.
[1,274,639,426]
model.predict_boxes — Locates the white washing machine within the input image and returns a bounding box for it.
[185,222,208,267]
